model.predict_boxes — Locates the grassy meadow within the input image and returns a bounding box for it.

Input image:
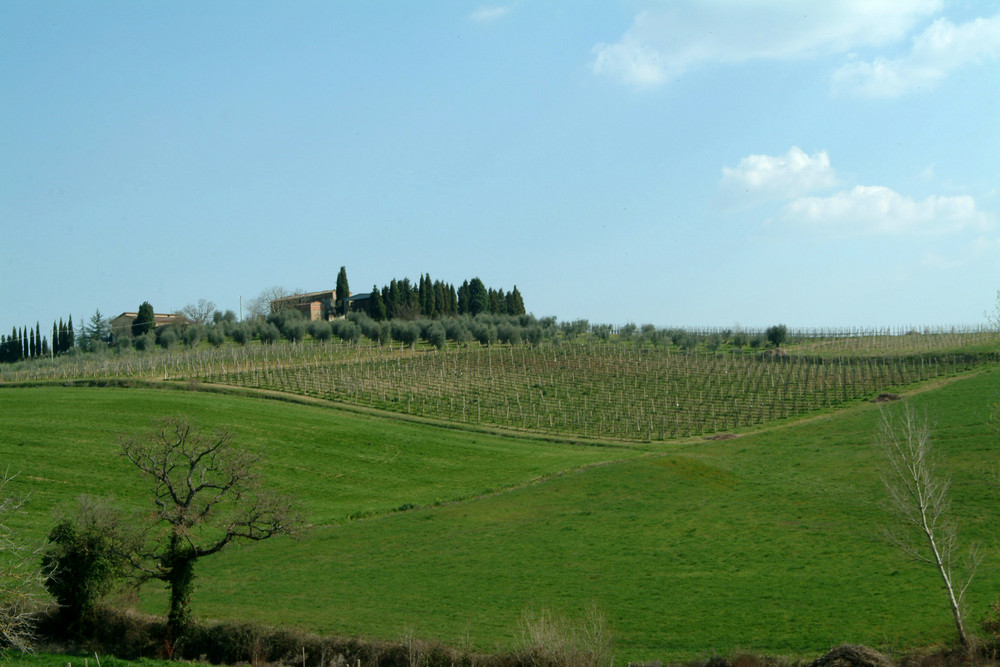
[1,331,999,664]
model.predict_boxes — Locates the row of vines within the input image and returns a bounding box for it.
[3,335,997,441]
[199,343,997,440]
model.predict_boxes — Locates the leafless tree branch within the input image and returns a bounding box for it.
[874,404,979,648]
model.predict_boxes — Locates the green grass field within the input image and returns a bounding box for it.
[1,362,999,663]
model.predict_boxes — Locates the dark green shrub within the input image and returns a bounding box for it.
[982,601,1000,647]
[41,496,133,632]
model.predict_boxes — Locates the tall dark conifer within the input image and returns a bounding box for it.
[134,302,155,337]
[457,280,470,315]
[67,315,75,349]
[368,285,387,321]
[468,278,489,316]
[335,266,350,316]
[507,286,525,315]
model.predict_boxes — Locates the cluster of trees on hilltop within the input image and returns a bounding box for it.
[365,274,525,321]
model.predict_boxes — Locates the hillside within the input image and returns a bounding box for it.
[2,358,999,662]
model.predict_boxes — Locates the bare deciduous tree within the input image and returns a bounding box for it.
[120,417,296,639]
[0,469,45,657]
[180,298,217,326]
[874,404,980,648]
[245,286,293,321]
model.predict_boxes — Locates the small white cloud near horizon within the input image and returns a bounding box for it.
[831,13,1000,97]
[779,185,991,237]
[591,0,941,87]
[469,5,512,22]
[720,146,839,206]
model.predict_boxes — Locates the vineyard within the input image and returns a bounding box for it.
[4,327,998,441]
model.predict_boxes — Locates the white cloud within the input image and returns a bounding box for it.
[469,5,512,23]
[720,147,838,205]
[592,0,941,87]
[831,13,1000,97]
[779,185,991,236]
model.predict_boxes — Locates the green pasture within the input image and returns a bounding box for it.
[0,386,639,534]
[1,367,999,663]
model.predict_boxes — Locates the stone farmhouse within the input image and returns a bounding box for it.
[110,312,190,339]
[270,290,372,321]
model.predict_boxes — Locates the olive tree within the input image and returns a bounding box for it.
[765,324,788,348]
[120,417,295,639]
[874,404,979,648]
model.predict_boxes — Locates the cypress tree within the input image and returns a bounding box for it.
[434,281,447,318]
[35,323,42,356]
[418,274,429,316]
[67,315,75,349]
[42,335,50,357]
[134,302,155,337]
[58,319,67,354]
[507,286,525,316]
[368,285,387,321]
[468,278,489,316]
[29,327,36,358]
[53,322,58,355]
[335,266,350,316]
[21,327,29,360]
[457,281,470,315]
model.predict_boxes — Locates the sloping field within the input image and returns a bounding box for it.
[2,366,999,662]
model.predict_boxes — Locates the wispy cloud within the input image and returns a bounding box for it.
[469,5,512,23]
[720,146,838,207]
[779,185,990,237]
[592,0,940,88]
[831,13,1000,97]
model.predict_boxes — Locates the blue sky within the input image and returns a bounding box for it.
[2,1,998,334]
